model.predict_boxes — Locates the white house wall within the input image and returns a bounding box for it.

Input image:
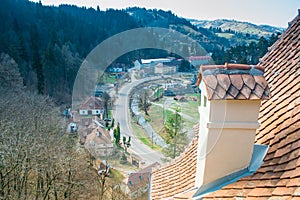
[79,109,88,115]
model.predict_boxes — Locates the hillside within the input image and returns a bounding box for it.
[126,7,230,50]
[190,19,284,37]
[0,1,277,104]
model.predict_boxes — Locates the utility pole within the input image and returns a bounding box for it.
[152,131,154,149]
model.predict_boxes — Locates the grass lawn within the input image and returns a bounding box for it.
[170,96,200,120]
[131,122,162,151]
[109,168,125,183]
[147,95,200,140]
[100,73,116,84]
[147,104,165,133]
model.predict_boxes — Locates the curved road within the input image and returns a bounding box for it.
[113,76,166,165]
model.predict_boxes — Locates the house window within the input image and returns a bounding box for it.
[204,96,207,107]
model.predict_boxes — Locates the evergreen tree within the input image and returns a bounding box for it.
[113,123,121,146]
[163,108,187,159]
[31,25,44,94]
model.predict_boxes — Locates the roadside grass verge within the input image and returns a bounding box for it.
[131,122,162,151]
[147,104,164,133]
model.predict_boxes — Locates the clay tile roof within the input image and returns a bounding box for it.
[202,11,300,200]
[200,63,270,100]
[79,96,104,110]
[85,126,112,145]
[150,131,199,200]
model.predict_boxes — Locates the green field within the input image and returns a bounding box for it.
[148,95,200,140]
[99,73,116,84]
[216,32,235,39]
[131,122,162,151]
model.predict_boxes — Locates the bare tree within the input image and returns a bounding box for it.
[0,53,24,90]
[0,53,129,200]
[138,89,151,116]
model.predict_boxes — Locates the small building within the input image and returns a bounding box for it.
[154,63,177,75]
[187,55,211,67]
[79,96,104,118]
[121,162,160,199]
[84,126,113,158]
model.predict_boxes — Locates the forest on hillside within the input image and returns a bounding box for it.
[0,0,280,104]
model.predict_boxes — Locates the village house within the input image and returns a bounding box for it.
[187,55,211,67]
[149,11,300,199]
[154,62,177,75]
[121,162,160,199]
[79,96,105,118]
[84,126,113,158]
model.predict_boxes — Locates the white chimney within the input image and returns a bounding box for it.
[195,64,270,188]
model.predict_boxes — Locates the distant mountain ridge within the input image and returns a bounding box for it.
[189,19,284,37]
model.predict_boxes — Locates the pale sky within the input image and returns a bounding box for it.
[30,0,299,28]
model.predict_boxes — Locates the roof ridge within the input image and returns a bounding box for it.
[201,63,265,73]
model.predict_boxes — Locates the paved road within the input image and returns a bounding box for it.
[113,76,165,165]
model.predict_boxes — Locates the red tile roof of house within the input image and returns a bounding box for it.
[124,162,161,193]
[202,10,300,199]
[150,125,199,200]
[79,96,104,110]
[199,63,270,100]
[187,56,211,61]
[85,126,112,145]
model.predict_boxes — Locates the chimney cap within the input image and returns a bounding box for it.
[198,64,270,100]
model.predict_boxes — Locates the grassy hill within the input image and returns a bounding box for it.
[190,19,284,37]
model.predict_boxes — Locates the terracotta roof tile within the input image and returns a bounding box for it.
[287,177,300,187]
[269,197,291,200]
[293,187,300,196]
[272,187,297,196]
[253,84,265,99]
[256,179,279,188]
[275,179,291,187]
[247,188,274,197]
[247,197,269,200]
[228,85,240,98]
[254,75,268,90]
[203,75,218,90]
[150,135,198,199]
[230,74,244,90]
[214,84,227,99]
[281,167,300,179]
[217,73,231,91]
[242,74,256,90]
